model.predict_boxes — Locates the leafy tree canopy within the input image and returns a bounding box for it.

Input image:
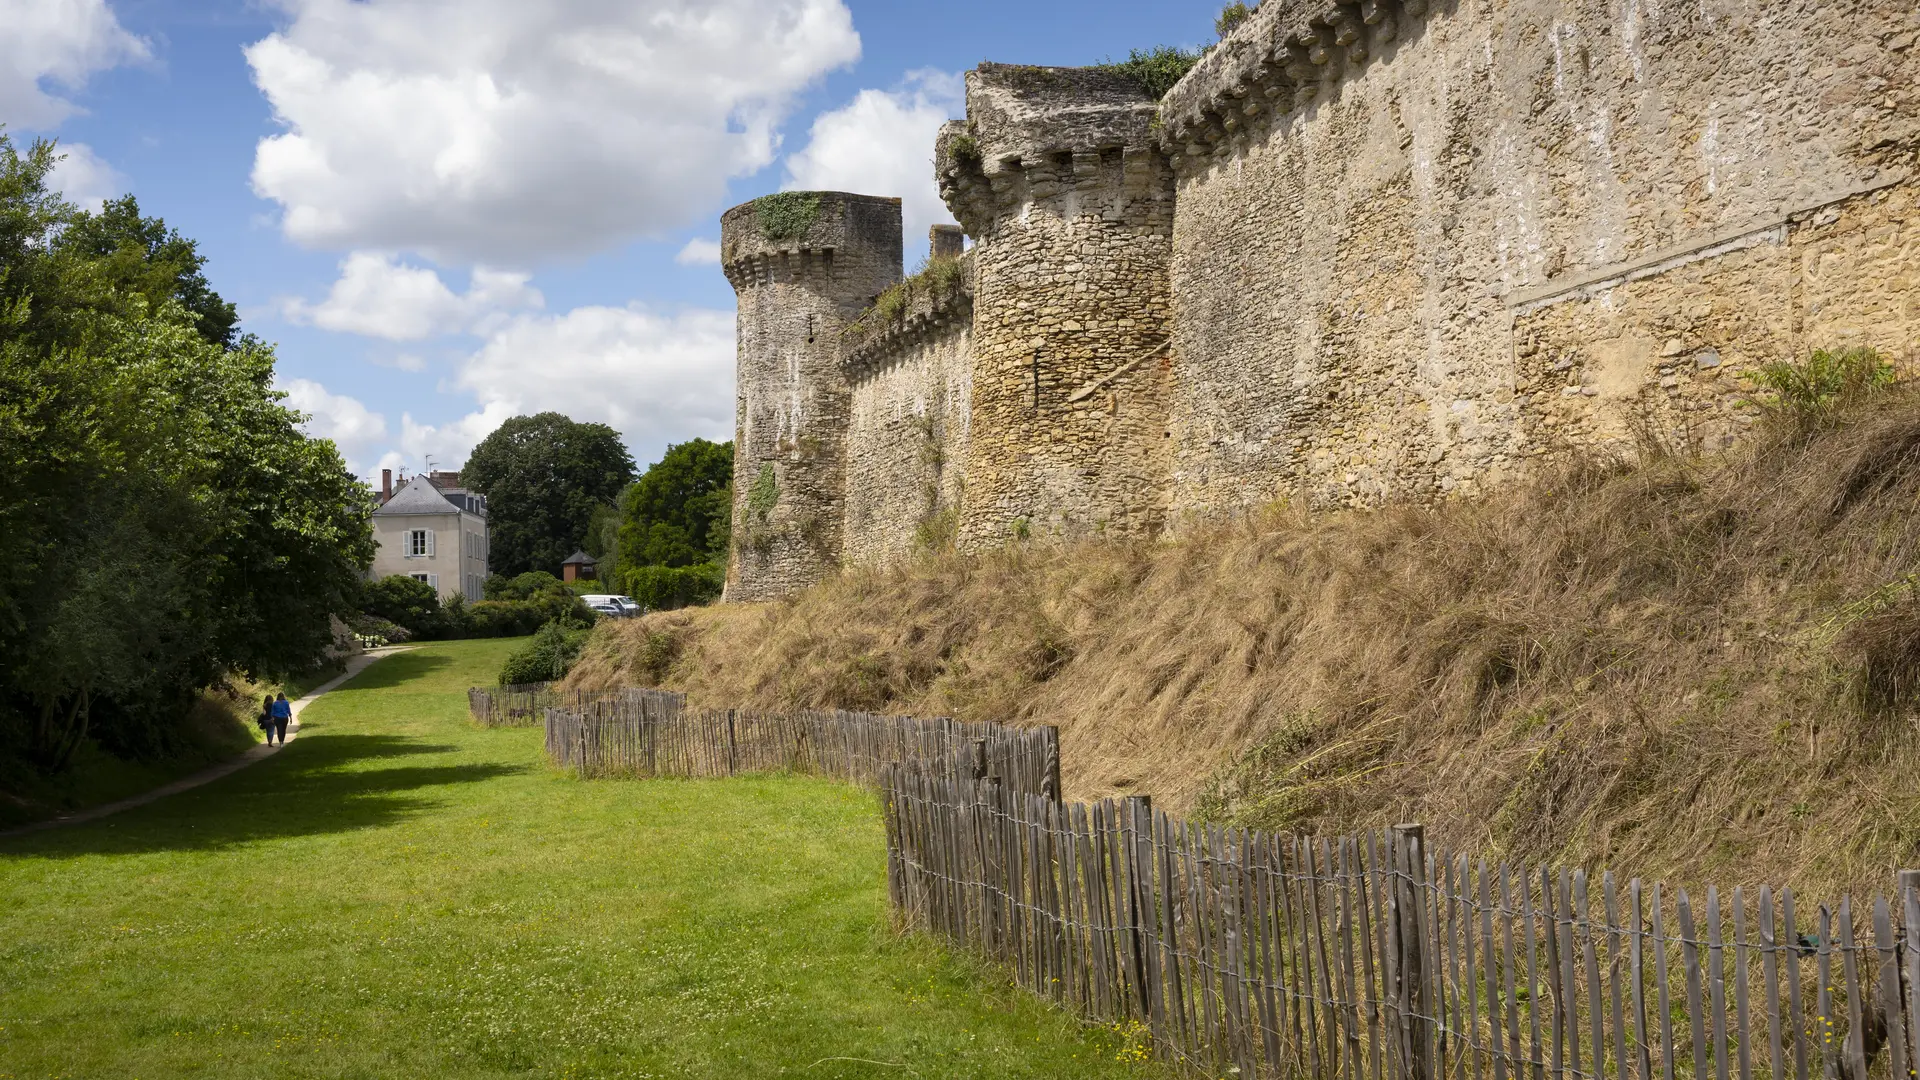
[54,194,240,349]
[2,141,240,353]
[0,133,374,770]
[460,412,635,577]
[619,438,733,572]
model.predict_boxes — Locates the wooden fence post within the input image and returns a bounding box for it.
[1901,870,1920,1080]
[1124,795,1154,1023]
[1391,824,1432,1080]
[970,737,987,782]
[1042,725,1061,803]
[726,709,737,776]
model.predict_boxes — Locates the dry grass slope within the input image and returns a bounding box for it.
[568,391,1920,898]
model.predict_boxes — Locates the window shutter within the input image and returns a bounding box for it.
[428,573,439,590]
[426,530,436,557]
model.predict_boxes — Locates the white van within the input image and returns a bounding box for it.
[580,594,642,617]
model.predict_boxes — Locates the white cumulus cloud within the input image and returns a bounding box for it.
[0,0,149,129]
[400,304,735,470]
[675,237,722,265]
[282,252,543,340]
[279,376,390,477]
[783,69,963,261]
[245,0,862,265]
[46,141,126,211]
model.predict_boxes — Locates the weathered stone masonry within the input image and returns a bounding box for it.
[841,248,975,567]
[719,0,1918,601]
[938,65,1178,548]
[1159,0,1919,514]
[721,193,901,601]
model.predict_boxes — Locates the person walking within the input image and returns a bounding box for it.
[269,692,293,746]
[258,695,276,741]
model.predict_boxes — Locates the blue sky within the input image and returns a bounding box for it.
[7,0,1215,485]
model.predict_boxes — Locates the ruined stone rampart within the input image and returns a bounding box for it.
[715,0,1919,599]
[938,64,1177,547]
[1160,0,1919,514]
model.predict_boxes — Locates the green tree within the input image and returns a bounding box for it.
[618,439,733,570]
[53,195,240,349]
[0,133,374,769]
[460,412,635,577]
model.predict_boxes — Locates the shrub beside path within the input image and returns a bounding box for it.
[0,645,413,839]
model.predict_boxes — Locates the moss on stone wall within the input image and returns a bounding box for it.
[745,462,779,518]
[753,192,823,242]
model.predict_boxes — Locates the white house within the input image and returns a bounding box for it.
[370,471,490,603]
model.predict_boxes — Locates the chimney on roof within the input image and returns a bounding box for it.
[930,224,964,261]
[381,468,392,503]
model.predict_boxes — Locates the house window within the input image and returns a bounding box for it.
[407,529,434,557]
[410,572,430,584]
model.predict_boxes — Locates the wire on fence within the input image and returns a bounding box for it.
[879,764,1920,1080]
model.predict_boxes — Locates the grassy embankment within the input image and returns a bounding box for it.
[0,637,1163,1080]
[571,389,1920,899]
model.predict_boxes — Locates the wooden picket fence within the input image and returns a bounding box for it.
[540,695,1058,795]
[881,765,1920,1080]
[467,682,677,728]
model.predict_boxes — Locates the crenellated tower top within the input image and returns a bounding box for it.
[935,64,1163,238]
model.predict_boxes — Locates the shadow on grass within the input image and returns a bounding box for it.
[334,650,456,692]
[0,731,527,858]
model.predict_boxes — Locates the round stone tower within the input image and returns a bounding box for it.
[937,63,1177,550]
[720,192,902,601]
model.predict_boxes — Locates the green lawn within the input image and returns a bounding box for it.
[0,638,1163,1080]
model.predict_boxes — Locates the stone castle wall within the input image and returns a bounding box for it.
[841,252,975,566]
[717,0,1917,599]
[1158,0,1920,515]
[938,65,1178,548]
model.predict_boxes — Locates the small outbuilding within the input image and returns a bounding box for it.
[561,550,598,583]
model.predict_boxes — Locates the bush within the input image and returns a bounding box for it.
[1215,2,1253,38]
[484,570,567,602]
[499,619,594,685]
[627,563,725,612]
[1747,346,1894,417]
[365,571,594,642]
[360,575,443,637]
[347,612,411,646]
[1096,46,1203,100]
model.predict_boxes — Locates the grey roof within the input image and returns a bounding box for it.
[562,550,597,565]
[373,476,461,516]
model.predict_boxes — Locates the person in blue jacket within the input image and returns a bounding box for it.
[269,693,293,746]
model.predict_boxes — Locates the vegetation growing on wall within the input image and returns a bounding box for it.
[1095,46,1204,100]
[945,131,981,169]
[1215,2,1255,38]
[753,192,823,242]
[745,462,779,519]
[1746,346,1894,417]
[848,255,968,338]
